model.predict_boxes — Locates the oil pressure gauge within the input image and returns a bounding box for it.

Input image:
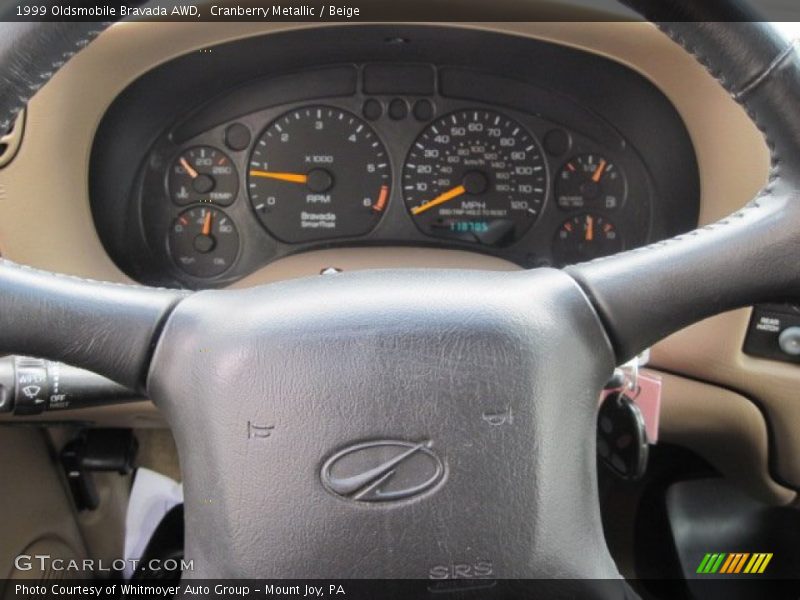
[168,206,240,278]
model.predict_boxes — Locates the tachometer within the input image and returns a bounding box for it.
[403,109,547,246]
[248,106,390,243]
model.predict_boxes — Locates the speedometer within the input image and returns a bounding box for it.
[248,106,390,243]
[403,109,547,246]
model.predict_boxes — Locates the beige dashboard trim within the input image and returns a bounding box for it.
[652,309,800,489]
[1,21,793,493]
[653,370,795,506]
[0,109,25,169]
[231,247,520,287]
[0,400,164,428]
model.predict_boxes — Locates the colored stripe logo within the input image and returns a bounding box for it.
[696,553,773,574]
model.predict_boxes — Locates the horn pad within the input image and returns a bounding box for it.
[148,268,619,579]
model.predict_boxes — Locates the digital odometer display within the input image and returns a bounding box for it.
[248,106,391,243]
[403,109,547,246]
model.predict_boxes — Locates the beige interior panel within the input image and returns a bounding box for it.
[232,247,519,287]
[42,428,132,567]
[0,401,163,427]
[0,428,86,581]
[76,472,131,566]
[652,310,800,489]
[135,428,182,482]
[653,369,796,506]
[2,20,795,494]
[0,109,24,170]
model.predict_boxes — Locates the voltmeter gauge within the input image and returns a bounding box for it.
[553,213,623,266]
[168,206,239,278]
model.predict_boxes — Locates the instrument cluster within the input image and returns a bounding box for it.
[92,26,698,290]
[134,65,656,287]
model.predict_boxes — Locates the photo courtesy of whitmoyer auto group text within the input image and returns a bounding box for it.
[2,0,800,598]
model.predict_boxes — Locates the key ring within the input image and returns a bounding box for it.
[606,349,650,399]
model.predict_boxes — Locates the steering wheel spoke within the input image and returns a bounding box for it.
[568,13,800,364]
[0,259,185,390]
[568,189,800,362]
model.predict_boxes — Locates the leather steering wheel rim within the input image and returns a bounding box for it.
[1,1,798,590]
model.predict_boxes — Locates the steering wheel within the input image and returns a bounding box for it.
[0,0,798,589]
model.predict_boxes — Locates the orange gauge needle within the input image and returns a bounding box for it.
[411,185,467,216]
[591,159,607,183]
[202,210,213,236]
[180,157,198,179]
[373,185,389,212]
[585,215,594,241]
[249,170,308,184]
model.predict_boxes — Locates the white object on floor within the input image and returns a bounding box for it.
[123,467,183,580]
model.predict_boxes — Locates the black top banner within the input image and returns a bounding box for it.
[1,0,800,22]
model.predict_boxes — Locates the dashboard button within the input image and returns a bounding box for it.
[225,123,251,151]
[743,305,800,364]
[778,327,800,356]
[388,98,408,120]
[544,129,571,156]
[413,99,434,121]
[362,99,382,121]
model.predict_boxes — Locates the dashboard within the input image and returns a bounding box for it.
[3,18,796,503]
[89,25,699,288]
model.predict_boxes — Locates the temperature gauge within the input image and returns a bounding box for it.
[553,214,623,266]
[168,206,239,278]
[556,154,625,211]
[169,146,238,206]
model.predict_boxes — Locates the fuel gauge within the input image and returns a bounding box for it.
[556,154,625,211]
[553,213,623,266]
